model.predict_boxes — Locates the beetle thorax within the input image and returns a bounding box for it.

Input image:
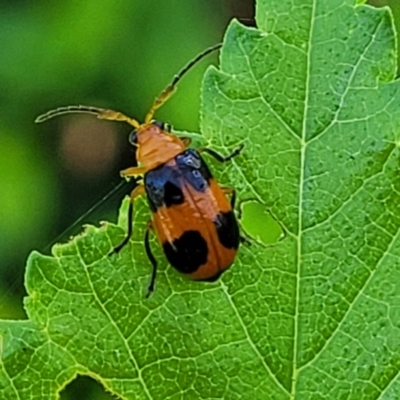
[136,124,186,169]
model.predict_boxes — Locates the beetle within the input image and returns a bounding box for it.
[35,44,243,296]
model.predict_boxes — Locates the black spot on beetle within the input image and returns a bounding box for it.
[163,230,208,274]
[214,211,240,250]
[144,165,183,212]
[163,181,184,208]
[176,149,212,192]
[145,149,214,211]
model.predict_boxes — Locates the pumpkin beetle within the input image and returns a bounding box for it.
[35,44,243,297]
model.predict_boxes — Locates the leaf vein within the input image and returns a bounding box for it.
[75,244,153,399]
[220,281,289,395]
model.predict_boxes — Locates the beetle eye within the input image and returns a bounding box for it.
[153,120,164,130]
[164,122,172,132]
[129,129,138,145]
[153,120,172,132]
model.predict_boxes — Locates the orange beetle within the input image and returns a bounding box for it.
[36,44,243,296]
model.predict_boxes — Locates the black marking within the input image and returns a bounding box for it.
[145,150,214,211]
[176,149,212,192]
[163,230,208,274]
[164,181,184,207]
[144,165,184,212]
[144,149,239,283]
[214,211,240,250]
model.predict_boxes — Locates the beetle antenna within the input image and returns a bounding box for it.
[145,43,222,123]
[35,105,107,123]
[35,105,140,128]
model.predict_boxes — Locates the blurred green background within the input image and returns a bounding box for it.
[0,0,398,398]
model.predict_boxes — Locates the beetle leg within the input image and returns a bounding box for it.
[120,166,148,179]
[180,137,192,148]
[221,187,236,209]
[240,235,251,245]
[144,221,158,298]
[198,143,244,162]
[221,186,249,245]
[109,184,146,255]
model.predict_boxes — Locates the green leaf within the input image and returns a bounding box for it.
[2,0,400,398]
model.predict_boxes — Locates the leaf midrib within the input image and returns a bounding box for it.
[292,0,317,397]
